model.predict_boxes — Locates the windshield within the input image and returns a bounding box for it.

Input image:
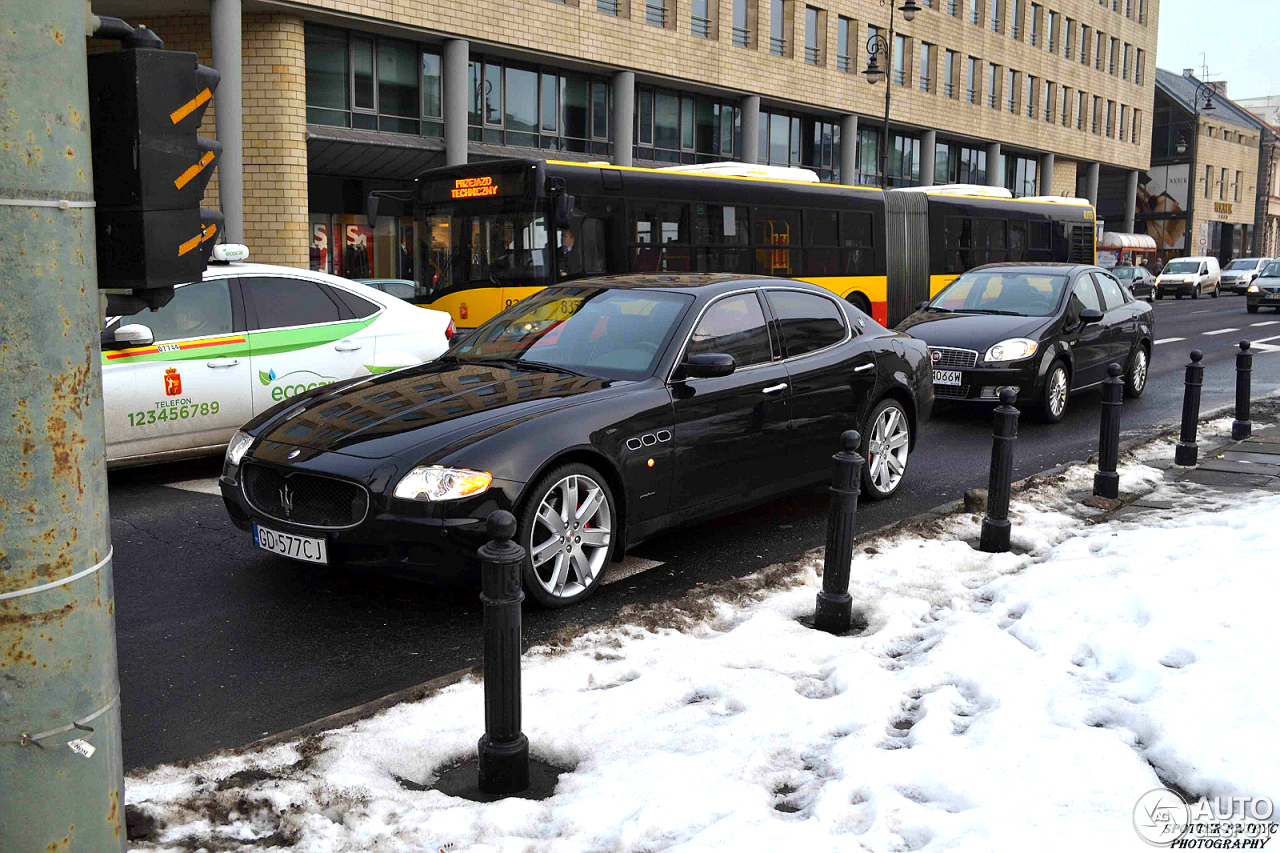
[417,203,553,295]
[447,286,694,380]
[1164,261,1201,274]
[1263,262,1280,277]
[1112,267,1136,279]
[1227,259,1260,271]
[928,271,1069,317]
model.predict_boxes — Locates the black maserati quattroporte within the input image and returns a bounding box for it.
[220,275,933,607]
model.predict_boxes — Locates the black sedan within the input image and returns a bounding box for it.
[897,263,1154,423]
[219,274,933,607]
[1111,264,1156,300]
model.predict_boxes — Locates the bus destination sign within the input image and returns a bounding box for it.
[451,176,500,199]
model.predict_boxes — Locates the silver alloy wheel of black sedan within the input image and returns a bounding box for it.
[860,399,911,500]
[1039,362,1069,422]
[1125,345,1149,398]
[523,465,614,607]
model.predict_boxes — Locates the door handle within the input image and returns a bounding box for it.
[206,357,240,368]
[762,382,788,394]
[853,363,875,373]
[334,340,363,352]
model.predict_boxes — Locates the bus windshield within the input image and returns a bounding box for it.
[418,203,553,293]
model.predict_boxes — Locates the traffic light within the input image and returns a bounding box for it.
[87,32,223,307]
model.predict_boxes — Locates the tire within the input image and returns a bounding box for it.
[1036,360,1070,423]
[1247,304,1259,314]
[1211,283,1219,298]
[845,291,873,318]
[1175,293,1183,300]
[859,398,911,500]
[1191,285,1200,300]
[517,462,617,609]
[1124,344,1149,399]
[1155,292,1164,301]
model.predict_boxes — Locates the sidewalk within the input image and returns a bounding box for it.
[123,413,1280,853]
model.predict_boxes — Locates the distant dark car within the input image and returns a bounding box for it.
[220,274,933,608]
[1111,264,1156,300]
[897,263,1154,423]
[353,278,417,301]
[1246,261,1280,314]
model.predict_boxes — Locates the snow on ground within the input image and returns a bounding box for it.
[126,450,1280,853]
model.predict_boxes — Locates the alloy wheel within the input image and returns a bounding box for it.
[528,474,612,600]
[1132,348,1148,392]
[867,406,910,494]
[1049,367,1068,417]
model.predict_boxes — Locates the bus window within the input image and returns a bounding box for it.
[630,201,690,272]
[1030,220,1052,251]
[944,215,974,273]
[804,210,841,276]
[988,219,1007,264]
[753,208,800,277]
[839,211,876,276]
[1008,221,1027,262]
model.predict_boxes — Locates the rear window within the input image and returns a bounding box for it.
[765,289,847,357]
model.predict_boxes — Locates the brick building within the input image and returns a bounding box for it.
[92,0,1161,275]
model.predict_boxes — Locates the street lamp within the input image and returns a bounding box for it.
[863,0,925,186]
[1181,80,1217,253]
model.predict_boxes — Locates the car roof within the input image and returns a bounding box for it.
[968,262,1097,275]
[202,261,365,289]
[548,273,828,294]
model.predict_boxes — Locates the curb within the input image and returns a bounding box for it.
[222,400,1279,758]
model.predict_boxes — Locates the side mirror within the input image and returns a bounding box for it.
[1079,308,1104,325]
[553,192,575,230]
[105,323,154,350]
[366,192,380,228]
[677,353,736,379]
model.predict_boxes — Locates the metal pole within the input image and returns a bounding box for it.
[210,0,243,243]
[980,388,1019,553]
[1094,363,1124,499]
[880,15,895,185]
[443,39,469,167]
[477,510,529,795]
[814,431,865,634]
[1175,350,1204,466]
[611,70,635,168]
[1232,340,1253,440]
[0,2,125,849]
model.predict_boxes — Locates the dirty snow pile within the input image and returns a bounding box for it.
[125,455,1280,852]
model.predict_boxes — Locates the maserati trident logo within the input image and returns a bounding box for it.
[279,483,294,519]
[287,449,301,460]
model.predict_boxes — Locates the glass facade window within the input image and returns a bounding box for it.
[805,7,820,64]
[1007,69,1017,113]
[770,0,786,56]
[935,143,987,184]
[733,0,751,46]
[635,85,742,165]
[856,127,919,187]
[692,0,713,37]
[1025,74,1035,117]
[1064,17,1074,57]
[1004,154,1039,197]
[1119,103,1127,140]
[920,43,933,92]
[1061,86,1071,126]
[466,56,612,153]
[1077,90,1086,130]
[988,63,999,109]
[893,34,907,85]
[944,49,957,97]
[305,26,443,137]
[756,110,840,181]
[836,17,853,72]
[1047,10,1057,51]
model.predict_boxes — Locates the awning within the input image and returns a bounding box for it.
[1099,232,1158,250]
[307,125,446,180]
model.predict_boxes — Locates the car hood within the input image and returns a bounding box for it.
[895,311,1049,348]
[254,360,620,460]
[1256,276,1280,287]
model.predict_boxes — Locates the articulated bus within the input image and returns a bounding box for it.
[406,158,1096,329]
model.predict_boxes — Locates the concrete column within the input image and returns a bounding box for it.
[740,94,760,163]
[612,71,634,167]
[211,0,243,242]
[985,141,1002,187]
[1084,161,1100,207]
[840,114,858,183]
[920,129,937,186]
[1123,168,1139,232]
[443,39,469,166]
[1039,152,1055,195]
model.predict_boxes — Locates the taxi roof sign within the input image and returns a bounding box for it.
[210,243,249,263]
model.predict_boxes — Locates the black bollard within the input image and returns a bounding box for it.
[477,510,529,795]
[1232,341,1253,440]
[1175,350,1204,466]
[814,430,865,635]
[980,387,1019,554]
[1093,363,1124,499]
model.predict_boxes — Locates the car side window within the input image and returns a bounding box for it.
[241,276,342,329]
[1066,276,1102,323]
[115,280,233,342]
[1093,273,1128,310]
[765,289,847,358]
[686,292,772,368]
[329,285,382,317]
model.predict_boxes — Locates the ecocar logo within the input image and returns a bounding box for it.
[259,368,339,401]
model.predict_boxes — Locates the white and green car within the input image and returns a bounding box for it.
[101,251,453,468]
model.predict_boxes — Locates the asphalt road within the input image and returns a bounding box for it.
[109,293,1280,770]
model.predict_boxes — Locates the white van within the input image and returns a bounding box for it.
[1154,256,1222,300]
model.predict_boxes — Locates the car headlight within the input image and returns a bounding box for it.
[985,338,1038,362]
[393,466,493,501]
[1249,284,1261,293]
[225,430,254,466]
